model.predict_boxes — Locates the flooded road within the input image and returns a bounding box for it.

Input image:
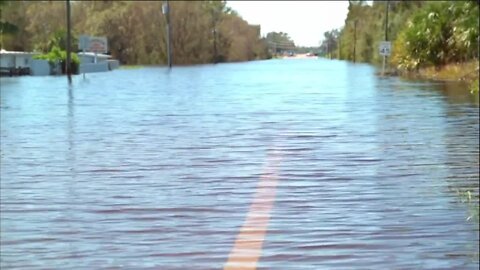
[1,59,479,269]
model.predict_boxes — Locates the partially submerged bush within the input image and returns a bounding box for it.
[470,78,479,94]
[33,46,80,74]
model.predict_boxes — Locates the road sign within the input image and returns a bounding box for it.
[78,35,108,54]
[379,41,391,56]
[162,2,169,14]
[88,37,108,54]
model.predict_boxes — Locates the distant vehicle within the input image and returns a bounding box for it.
[306,52,314,57]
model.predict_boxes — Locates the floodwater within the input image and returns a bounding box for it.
[1,59,479,269]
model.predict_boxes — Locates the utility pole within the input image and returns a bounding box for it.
[66,0,72,83]
[330,44,334,60]
[213,27,217,63]
[213,28,217,63]
[326,41,329,59]
[163,1,172,68]
[382,1,389,76]
[385,0,389,41]
[329,39,332,60]
[353,20,357,63]
[212,7,219,63]
[338,38,341,59]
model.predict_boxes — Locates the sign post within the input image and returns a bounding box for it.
[79,35,89,79]
[379,41,391,76]
[78,35,108,78]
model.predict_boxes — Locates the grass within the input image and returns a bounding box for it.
[470,78,479,94]
[417,60,479,81]
[457,186,480,262]
[454,187,480,224]
[397,60,480,94]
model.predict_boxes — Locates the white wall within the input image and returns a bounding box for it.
[107,59,120,70]
[15,55,31,68]
[0,55,15,68]
[80,55,94,64]
[79,62,109,73]
[80,55,109,64]
[30,59,51,76]
[0,54,34,68]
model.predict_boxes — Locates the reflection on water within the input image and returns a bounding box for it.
[1,59,479,269]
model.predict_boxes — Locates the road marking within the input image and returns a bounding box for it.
[224,149,282,270]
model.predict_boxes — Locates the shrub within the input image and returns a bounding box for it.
[33,46,79,74]
[471,78,479,94]
[392,1,479,71]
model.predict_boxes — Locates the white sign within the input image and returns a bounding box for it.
[88,36,108,54]
[379,41,391,56]
[78,35,108,53]
[162,3,169,14]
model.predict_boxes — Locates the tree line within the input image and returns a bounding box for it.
[264,32,295,55]
[319,0,479,71]
[0,1,271,65]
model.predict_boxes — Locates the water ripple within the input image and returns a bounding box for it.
[1,59,478,269]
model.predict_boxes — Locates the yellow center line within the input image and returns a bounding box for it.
[224,149,282,270]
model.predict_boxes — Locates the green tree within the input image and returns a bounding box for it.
[0,1,32,51]
[265,32,295,55]
[1,0,270,65]
[320,29,340,58]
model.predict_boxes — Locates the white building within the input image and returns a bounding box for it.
[0,49,39,75]
[78,51,111,63]
[1,49,119,76]
[0,49,39,68]
[78,52,120,73]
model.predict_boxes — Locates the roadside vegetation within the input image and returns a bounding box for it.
[319,1,479,92]
[33,46,80,74]
[454,187,479,224]
[29,30,81,74]
[0,0,270,65]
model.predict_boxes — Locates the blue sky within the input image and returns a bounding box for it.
[226,1,350,47]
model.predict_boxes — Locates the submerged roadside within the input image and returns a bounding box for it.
[394,60,479,94]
